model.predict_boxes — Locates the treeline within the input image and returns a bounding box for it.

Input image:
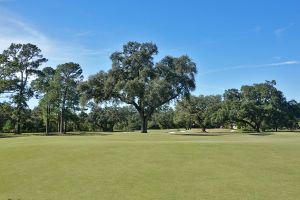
[174,81,300,132]
[1,43,300,134]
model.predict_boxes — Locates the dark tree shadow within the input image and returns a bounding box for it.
[0,132,112,138]
[0,135,27,139]
[45,132,113,136]
[174,133,231,137]
[246,133,274,136]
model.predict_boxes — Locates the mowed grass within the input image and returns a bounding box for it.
[1,130,300,200]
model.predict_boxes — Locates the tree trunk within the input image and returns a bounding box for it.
[16,73,24,134]
[141,115,148,133]
[16,120,21,134]
[16,106,21,134]
[60,107,64,134]
[59,89,67,134]
[16,91,23,134]
[189,121,192,130]
[255,124,260,133]
[108,123,114,132]
[64,119,67,134]
[275,124,278,132]
[202,127,207,132]
[45,103,49,135]
[57,114,60,133]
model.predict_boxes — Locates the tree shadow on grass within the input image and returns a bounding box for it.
[275,130,300,133]
[0,132,112,138]
[174,133,231,137]
[244,130,300,136]
[0,134,27,139]
[44,132,112,136]
[246,133,274,136]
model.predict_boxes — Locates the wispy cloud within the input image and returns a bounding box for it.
[0,9,113,75]
[0,11,58,59]
[268,61,299,66]
[274,23,294,38]
[199,60,300,75]
[0,12,50,50]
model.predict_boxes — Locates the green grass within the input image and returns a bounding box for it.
[1,129,300,200]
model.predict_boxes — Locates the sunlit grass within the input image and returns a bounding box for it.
[1,129,299,200]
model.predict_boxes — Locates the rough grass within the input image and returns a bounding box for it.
[0,129,300,200]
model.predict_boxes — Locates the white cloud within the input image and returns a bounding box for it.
[267,61,299,66]
[274,23,294,38]
[0,12,52,54]
[199,60,299,75]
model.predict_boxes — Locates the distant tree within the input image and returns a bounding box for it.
[80,42,197,133]
[88,105,123,132]
[2,120,14,133]
[217,89,241,129]
[151,106,175,129]
[193,95,222,132]
[174,98,195,130]
[114,106,141,131]
[77,111,91,131]
[284,100,300,130]
[238,81,281,132]
[0,43,47,133]
[264,90,287,131]
[54,63,83,133]
[176,95,222,132]
[0,102,14,133]
[31,67,56,134]
[218,80,292,132]
[23,107,44,133]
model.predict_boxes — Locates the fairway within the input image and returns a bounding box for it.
[1,131,300,200]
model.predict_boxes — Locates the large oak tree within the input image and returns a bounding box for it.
[218,80,293,132]
[81,42,197,133]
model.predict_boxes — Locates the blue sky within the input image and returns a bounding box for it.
[0,0,299,107]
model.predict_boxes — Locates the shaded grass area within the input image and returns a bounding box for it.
[0,130,300,200]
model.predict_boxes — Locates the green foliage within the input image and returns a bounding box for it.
[81,41,197,133]
[88,105,141,132]
[88,105,120,132]
[54,62,83,133]
[2,120,14,133]
[31,67,57,134]
[0,43,47,133]
[174,99,194,130]
[216,88,241,128]
[1,42,300,134]
[175,95,222,131]
[284,100,300,129]
[150,106,175,129]
[218,80,300,132]
[0,102,14,132]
